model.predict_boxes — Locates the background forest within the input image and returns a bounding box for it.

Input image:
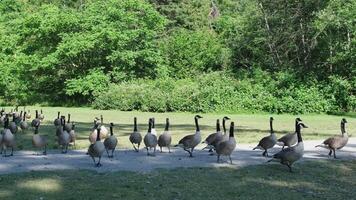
[0,0,355,114]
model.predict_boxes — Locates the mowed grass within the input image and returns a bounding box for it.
[5,106,355,151]
[0,160,355,199]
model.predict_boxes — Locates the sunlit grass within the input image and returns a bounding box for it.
[5,106,355,151]
[0,160,355,199]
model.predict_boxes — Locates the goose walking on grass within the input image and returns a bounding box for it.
[277,118,302,149]
[129,117,142,152]
[39,109,45,121]
[175,115,203,157]
[32,122,48,155]
[316,118,348,158]
[268,122,308,172]
[104,123,118,158]
[216,121,236,164]
[253,117,277,156]
[88,126,105,167]
[158,118,172,153]
[144,118,158,156]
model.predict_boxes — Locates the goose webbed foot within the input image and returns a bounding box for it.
[96,163,102,167]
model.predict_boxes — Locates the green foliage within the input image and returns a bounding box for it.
[93,72,343,114]
[0,0,355,113]
[0,0,166,103]
[65,69,110,98]
[160,29,229,78]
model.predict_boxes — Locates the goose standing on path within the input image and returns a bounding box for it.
[32,122,48,155]
[31,110,40,127]
[129,117,142,152]
[53,112,61,126]
[69,122,76,149]
[221,116,231,142]
[253,117,277,156]
[20,111,29,130]
[58,117,70,153]
[151,118,157,136]
[2,115,15,157]
[176,115,203,157]
[277,118,302,149]
[216,121,236,164]
[268,122,308,172]
[64,114,72,132]
[144,118,158,156]
[99,115,108,138]
[158,118,172,153]
[88,126,105,167]
[316,118,348,158]
[9,115,18,134]
[202,119,222,154]
[104,123,118,158]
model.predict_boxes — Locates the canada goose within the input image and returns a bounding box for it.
[277,118,302,149]
[58,117,70,153]
[253,117,277,156]
[151,117,157,136]
[104,123,118,158]
[176,115,203,157]
[69,122,76,149]
[88,126,105,167]
[32,122,48,155]
[129,117,142,152]
[31,110,40,127]
[216,121,236,164]
[26,110,31,119]
[39,109,44,121]
[144,118,158,156]
[268,122,308,172]
[221,116,231,142]
[64,114,72,132]
[158,118,172,153]
[202,119,222,153]
[2,115,15,157]
[56,116,65,137]
[53,112,61,126]
[99,115,108,138]
[9,115,18,134]
[316,118,348,158]
[89,119,106,143]
[20,111,29,130]
[15,111,23,124]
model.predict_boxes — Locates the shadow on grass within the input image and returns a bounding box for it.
[0,160,355,199]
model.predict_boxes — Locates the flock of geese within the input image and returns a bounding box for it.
[0,107,351,172]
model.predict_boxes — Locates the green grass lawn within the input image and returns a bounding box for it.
[0,160,355,199]
[4,106,355,151]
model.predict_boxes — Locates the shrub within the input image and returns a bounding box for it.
[93,72,352,114]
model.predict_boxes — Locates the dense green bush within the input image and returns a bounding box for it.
[93,72,353,114]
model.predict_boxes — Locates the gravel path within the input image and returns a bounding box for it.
[1,138,355,174]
